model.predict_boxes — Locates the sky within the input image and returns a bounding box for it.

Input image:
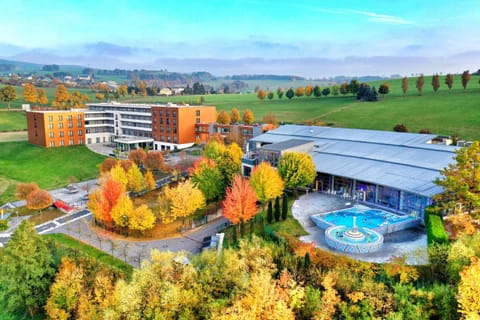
[1,0,480,77]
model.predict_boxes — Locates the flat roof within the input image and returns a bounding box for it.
[252,125,457,197]
[260,139,312,152]
[87,102,215,109]
[114,137,153,144]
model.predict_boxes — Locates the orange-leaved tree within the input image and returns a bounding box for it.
[128,149,147,167]
[100,158,118,173]
[249,162,284,207]
[242,109,254,125]
[158,179,205,224]
[15,182,39,200]
[26,189,53,213]
[52,84,71,110]
[23,83,38,104]
[37,88,48,105]
[222,174,258,226]
[230,108,240,124]
[144,151,167,172]
[461,70,471,89]
[257,89,266,100]
[89,176,125,226]
[217,110,231,124]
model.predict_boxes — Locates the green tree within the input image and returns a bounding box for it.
[267,91,274,100]
[0,220,55,317]
[340,82,349,95]
[277,152,316,196]
[282,193,288,220]
[445,73,454,91]
[286,88,294,99]
[189,157,224,201]
[435,141,480,213]
[378,83,390,98]
[348,79,360,96]
[277,87,284,99]
[0,85,17,110]
[274,196,281,222]
[332,84,339,96]
[322,87,331,97]
[432,74,440,93]
[313,85,322,98]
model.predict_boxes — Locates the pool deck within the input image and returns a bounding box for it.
[291,192,428,265]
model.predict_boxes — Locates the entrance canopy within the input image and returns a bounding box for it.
[114,137,153,152]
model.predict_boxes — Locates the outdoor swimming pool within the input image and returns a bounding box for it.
[311,206,421,235]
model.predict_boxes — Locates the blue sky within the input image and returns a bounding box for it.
[2,0,480,77]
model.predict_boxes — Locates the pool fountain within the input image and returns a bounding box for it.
[324,216,384,253]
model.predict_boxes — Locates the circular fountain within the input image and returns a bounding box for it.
[325,216,384,253]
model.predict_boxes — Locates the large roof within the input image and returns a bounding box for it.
[251,125,458,197]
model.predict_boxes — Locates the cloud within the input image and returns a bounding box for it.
[311,7,413,25]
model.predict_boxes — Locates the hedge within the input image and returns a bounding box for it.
[424,207,449,245]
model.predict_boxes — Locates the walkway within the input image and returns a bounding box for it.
[291,192,428,265]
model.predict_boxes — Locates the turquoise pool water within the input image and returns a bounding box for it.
[320,207,414,229]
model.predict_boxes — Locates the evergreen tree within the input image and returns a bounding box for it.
[304,252,311,269]
[267,200,273,224]
[274,197,281,222]
[285,88,295,99]
[282,193,288,220]
[0,221,56,317]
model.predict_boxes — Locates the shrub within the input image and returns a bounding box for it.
[0,219,8,231]
[425,207,449,245]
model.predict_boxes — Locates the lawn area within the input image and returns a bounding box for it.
[44,233,133,277]
[0,110,27,131]
[0,141,104,203]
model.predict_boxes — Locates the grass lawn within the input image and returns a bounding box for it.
[0,141,104,203]
[44,233,133,277]
[0,110,27,131]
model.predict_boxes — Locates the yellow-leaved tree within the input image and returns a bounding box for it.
[129,205,156,232]
[52,84,71,110]
[126,163,144,194]
[457,257,480,318]
[158,180,205,224]
[23,83,38,104]
[277,152,316,195]
[110,164,128,189]
[37,88,48,105]
[144,170,156,191]
[249,162,284,207]
[110,194,134,228]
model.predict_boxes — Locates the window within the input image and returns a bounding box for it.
[69,130,73,136]
[60,140,65,146]
[173,111,177,117]
[49,132,54,138]
[196,118,200,123]
[196,110,200,116]
[58,115,63,121]
[59,131,64,137]
[78,130,83,136]
[173,127,177,133]
[160,118,163,124]
[48,123,54,129]
[68,122,73,128]
[78,139,83,145]
[166,111,170,117]
[159,110,163,116]
[67,115,72,121]
[77,114,82,121]
[50,141,55,147]
[166,118,170,125]
[173,119,177,125]
[48,116,53,122]
[69,139,74,145]
[77,122,82,128]
[58,122,64,129]
[96,137,100,143]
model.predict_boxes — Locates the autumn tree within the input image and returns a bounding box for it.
[52,84,70,109]
[37,88,48,105]
[416,75,425,96]
[242,108,254,125]
[0,85,17,110]
[286,88,294,99]
[461,70,471,89]
[262,112,278,126]
[457,257,480,317]
[432,74,440,93]
[393,124,409,132]
[249,162,284,206]
[110,163,128,188]
[230,107,240,124]
[95,93,105,101]
[68,90,89,108]
[100,158,118,173]
[130,204,156,232]
[144,170,156,191]
[118,84,128,98]
[110,194,134,228]
[138,80,147,96]
[158,179,205,223]
[378,82,390,98]
[26,189,53,213]
[128,148,147,167]
[435,141,480,213]
[15,182,39,200]
[295,86,305,97]
[23,83,37,104]
[217,110,231,124]
[89,176,125,226]
[445,73,454,91]
[257,89,266,100]
[222,175,258,227]
[331,84,339,96]
[340,82,349,95]
[398,76,408,95]
[0,220,55,317]
[277,152,316,195]
[277,87,284,99]
[126,163,145,194]
[313,85,322,98]
[145,150,167,172]
[189,157,224,201]
[305,85,313,97]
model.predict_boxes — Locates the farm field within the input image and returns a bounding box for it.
[0,142,105,203]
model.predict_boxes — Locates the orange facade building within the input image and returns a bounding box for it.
[27,110,85,148]
[151,104,216,151]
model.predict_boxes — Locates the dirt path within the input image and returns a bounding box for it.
[0,131,27,142]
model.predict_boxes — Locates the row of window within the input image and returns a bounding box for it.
[153,126,178,134]
[48,130,83,138]
[152,135,178,143]
[152,110,178,117]
[121,114,151,121]
[90,106,150,113]
[121,121,151,129]
[153,118,177,125]
[122,129,152,138]
[47,115,82,122]
[86,127,114,134]
[49,139,83,147]
[47,122,82,129]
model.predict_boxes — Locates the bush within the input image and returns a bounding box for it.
[0,219,8,231]
[425,207,449,245]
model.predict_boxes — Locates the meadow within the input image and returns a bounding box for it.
[0,142,105,203]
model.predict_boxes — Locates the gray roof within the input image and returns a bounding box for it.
[252,125,458,197]
[260,139,312,152]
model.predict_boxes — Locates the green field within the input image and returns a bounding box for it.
[0,111,27,131]
[0,142,104,203]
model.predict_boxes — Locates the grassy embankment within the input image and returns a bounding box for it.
[0,141,104,203]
